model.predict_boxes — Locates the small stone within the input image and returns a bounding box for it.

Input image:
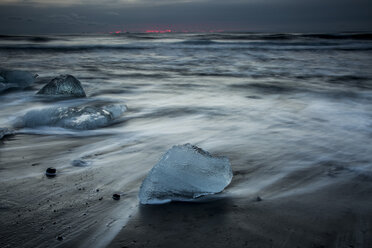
[46,167,56,177]
[99,197,103,201]
[256,196,262,202]
[57,236,63,241]
[112,194,120,200]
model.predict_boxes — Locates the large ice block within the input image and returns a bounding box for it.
[139,144,233,204]
[15,103,126,130]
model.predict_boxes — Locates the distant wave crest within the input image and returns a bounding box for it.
[0,44,150,52]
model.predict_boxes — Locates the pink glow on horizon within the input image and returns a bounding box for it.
[107,28,230,34]
[145,29,172,33]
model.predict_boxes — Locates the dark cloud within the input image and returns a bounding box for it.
[7,16,23,21]
[0,0,371,34]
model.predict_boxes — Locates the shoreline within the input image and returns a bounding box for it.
[0,134,143,248]
[1,134,372,248]
[109,177,372,248]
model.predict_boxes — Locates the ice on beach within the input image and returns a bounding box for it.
[0,128,14,139]
[71,159,91,167]
[0,76,6,92]
[37,74,86,97]
[139,144,233,204]
[15,103,127,130]
[0,69,36,93]
[0,83,6,93]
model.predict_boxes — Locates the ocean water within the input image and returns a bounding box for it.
[1,32,372,247]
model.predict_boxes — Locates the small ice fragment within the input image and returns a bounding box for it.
[0,128,14,140]
[139,144,233,204]
[71,159,91,167]
[37,74,86,97]
[0,69,36,93]
[0,83,6,92]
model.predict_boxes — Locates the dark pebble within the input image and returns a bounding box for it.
[256,196,262,202]
[112,194,120,200]
[46,167,57,177]
[57,236,63,241]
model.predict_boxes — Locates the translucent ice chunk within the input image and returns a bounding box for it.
[0,69,36,93]
[15,103,127,130]
[37,74,86,97]
[0,128,14,139]
[0,83,6,92]
[71,159,91,167]
[139,144,233,204]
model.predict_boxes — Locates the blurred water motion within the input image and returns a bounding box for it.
[1,32,372,247]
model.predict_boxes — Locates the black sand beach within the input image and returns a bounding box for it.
[1,33,372,247]
[109,177,372,248]
[1,133,372,248]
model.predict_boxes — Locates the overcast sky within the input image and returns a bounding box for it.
[0,0,371,34]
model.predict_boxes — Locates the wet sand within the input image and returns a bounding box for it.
[1,134,372,248]
[109,175,372,248]
[0,134,144,248]
[1,32,372,248]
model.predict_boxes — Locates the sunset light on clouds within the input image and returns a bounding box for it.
[0,0,371,34]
